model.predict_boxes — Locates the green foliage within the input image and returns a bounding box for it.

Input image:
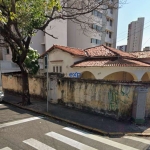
[24,47,40,75]
[0,10,7,24]
[0,0,61,36]
[0,0,61,73]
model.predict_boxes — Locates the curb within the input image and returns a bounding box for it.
[3,100,150,137]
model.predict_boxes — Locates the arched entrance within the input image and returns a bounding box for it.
[80,71,95,79]
[103,71,136,81]
[141,72,150,81]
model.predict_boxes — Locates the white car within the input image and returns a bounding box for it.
[0,91,4,103]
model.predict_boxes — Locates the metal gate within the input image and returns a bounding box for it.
[48,75,58,103]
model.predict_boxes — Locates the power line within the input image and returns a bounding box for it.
[142,37,150,47]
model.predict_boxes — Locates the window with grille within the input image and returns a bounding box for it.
[92,10,102,18]
[91,38,101,45]
[110,8,113,14]
[53,66,62,73]
[109,32,112,38]
[91,38,97,44]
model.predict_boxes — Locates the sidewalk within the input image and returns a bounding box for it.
[3,94,150,136]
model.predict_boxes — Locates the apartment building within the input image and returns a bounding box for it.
[67,1,118,49]
[127,17,144,52]
[31,0,119,53]
[117,45,127,52]
[143,47,150,51]
[0,44,20,85]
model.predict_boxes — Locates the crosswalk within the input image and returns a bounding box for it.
[1,127,150,150]
[0,148,12,150]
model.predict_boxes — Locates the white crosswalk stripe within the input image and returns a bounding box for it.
[63,127,140,150]
[0,147,12,150]
[124,136,150,145]
[21,127,150,150]
[46,131,97,150]
[23,138,56,150]
[0,116,43,129]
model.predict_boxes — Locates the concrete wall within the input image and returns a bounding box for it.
[57,78,150,120]
[45,19,67,50]
[2,74,46,99]
[30,31,45,55]
[2,73,150,120]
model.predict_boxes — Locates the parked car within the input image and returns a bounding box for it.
[0,91,4,103]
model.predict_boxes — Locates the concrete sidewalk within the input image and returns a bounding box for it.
[3,94,150,136]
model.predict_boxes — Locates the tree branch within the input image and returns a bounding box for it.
[42,30,58,39]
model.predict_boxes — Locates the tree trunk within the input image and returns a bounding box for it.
[18,64,31,105]
[21,70,31,105]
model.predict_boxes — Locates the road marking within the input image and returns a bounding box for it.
[63,127,140,150]
[0,147,12,150]
[46,132,97,150]
[124,136,150,145]
[0,104,3,106]
[23,138,55,150]
[0,116,43,129]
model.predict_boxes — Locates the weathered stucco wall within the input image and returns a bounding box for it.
[2,73,150,120]
[2,74,46,99]
[57,78,150,120]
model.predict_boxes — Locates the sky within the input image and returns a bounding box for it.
[117,0,150,49]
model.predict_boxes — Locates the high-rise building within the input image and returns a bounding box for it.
[117,45,127,52]
[67,0,118,49]
[30,1,119,53]
[127,17,144,52]
[143,46,150,51]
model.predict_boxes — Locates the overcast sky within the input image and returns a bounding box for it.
[117,0,150,49]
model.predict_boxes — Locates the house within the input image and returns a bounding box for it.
[40,45,150,81]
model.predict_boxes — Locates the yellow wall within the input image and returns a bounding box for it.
[2,75,22,93]
[2,75,46,98]
[45,49,84,77]
[80,71,95,79]
[104,72,134,81]
[58,79,150,119]
[141,72,150,81]
[2,73,150,120]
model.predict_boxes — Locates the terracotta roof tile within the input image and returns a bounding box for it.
[40,45,86,57]
[131,51,150,58]
[72,58,150,67]
[84,45,135,58]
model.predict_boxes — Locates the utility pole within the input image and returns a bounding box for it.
[47,54,49,112]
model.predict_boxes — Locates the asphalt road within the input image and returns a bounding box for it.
[0,103,150,150]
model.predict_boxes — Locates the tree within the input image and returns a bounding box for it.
[24,48,40,75]
[0,0,125,105]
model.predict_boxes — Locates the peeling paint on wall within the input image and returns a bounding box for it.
[2,74,47,99]
[57,78,150,120]
[2,74,150,120]
[108,87,119,112]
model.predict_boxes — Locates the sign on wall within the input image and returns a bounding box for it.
[69,72,81,78]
